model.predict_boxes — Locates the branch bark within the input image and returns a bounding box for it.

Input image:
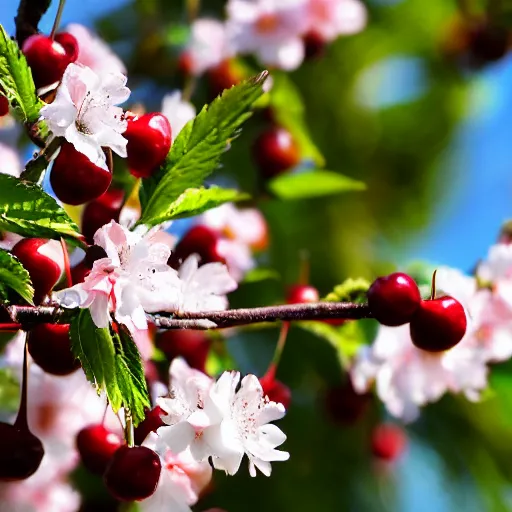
[4,302,372,330]
[15,0,52,45]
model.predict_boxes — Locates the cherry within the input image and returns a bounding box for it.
[51,142,112,205]
[28,324,79,376]
[207,59,245,98]
[22,33,78,88]
[71,260,91,284]
[371,424,407,461]
[156,330,211,372]
[134,406,165,446]
[85,245,108,267]
[409,296,467,352]
[12,238,62,304]
[82,188,124,244]
[54,32,80,62]
[324,380,371,426]
[76,424,123,475]
[0,94,8,117]
[260,373,291,409]
[367,272,421,327]
[104,445,161,501]
[252,126,300,179]
[286,284,319,304]
[468,21,509,65]
[304,31,327,59]
[168,225,224,269]
[124,113,172,178]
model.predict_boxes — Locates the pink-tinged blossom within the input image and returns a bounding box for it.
[306,0,367,41]
[140,434,212,512]
[55,221,181,358]
[40,63,130,169]
[0,142,22,177]
[161,91,196,137]
[226,0,309,70]
[65,23,126,75]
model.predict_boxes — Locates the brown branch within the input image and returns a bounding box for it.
[15,0,52,45]
[4,302,372,331]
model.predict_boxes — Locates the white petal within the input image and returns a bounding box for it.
[157,422,196,454]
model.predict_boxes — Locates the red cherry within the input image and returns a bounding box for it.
[82,188,124,244]
[468,22,509,65]
[71,260,90,284]
[76,425,123,475]
[207,59,245,98]
[371,424,407,461]
[286,284,320,304]
[304,31,327,59]
[54,32,80,62]
[134,406,165,446]
[156,330,211,372]
[252,127,300,179]
[0,423,44,481]
[11,238,62,304]
[367,272,421,327]
[124,113,172,178]
[0,94,8,117]
[168,225,224,269]
[409,296,467,352]
[51,142,112,205]
[260,373,291,409]
[324,381,371,426]
[22,34,78,88]
[28,324,79,376]
[104,445,161,501]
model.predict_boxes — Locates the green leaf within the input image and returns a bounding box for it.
[268,170,366,200]
[269,72,325,167]
[324,277,370,303]
[0,174,82,243]
[241,267,281,284]
[0,25,42,123]
[139,186,249,227]
[0,249,34,304]
[139,71,268,212]
[0,368,20,413]
[112,326,150,426]
[70,310,122,410]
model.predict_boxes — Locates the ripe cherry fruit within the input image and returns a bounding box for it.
[260,372,291,409]
[28,324,79,376]
[22,33,78,88]
[51,142,112,205]
[409,296,467,352]
[0,94,8,117]
[76,424,123,475]
[156,330,211,372]
[12,238,63,304]
[104,445,161,501]
[134,406,165,446]
[81,188,124,244]
[252,126,300,179]
[286,284,320,304]
[371,423,407,462]
[367,272,421,327]
[124,113,172,179]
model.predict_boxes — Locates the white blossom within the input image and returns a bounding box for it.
[40,63,130,170]
[161,91,196,137]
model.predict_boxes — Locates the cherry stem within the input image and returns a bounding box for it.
[15,336,30,430]
[49,0,66,39]
[124,408,134,448]
[60,237,72,287]
[430,270,438,301]
[269,321,290,372]
[298,250,310,286]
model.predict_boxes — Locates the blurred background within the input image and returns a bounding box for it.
[3,0,512,510]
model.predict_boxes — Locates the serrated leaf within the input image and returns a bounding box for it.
[0,174,82,243]
[268,170,366,200]
[324,277,370,303]
[269,72,325,167]
[0,249,34,304]
[139,186,249,227]
[139,72,268,212]
[70,309,122,410]
[0,25,42,123]
[112,326,150,426]
[242,267,281,284]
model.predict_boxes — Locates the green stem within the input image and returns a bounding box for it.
[430,270,438,301]
[270,321,290,370]
[124,408,134,448]
[50,0,66,39]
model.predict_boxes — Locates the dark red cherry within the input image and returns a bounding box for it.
[252,127,300,179]
[104,445,161,501]
[156,330,211,372]
[0,423,44,481]
[76,425,123,475]
[409,296,467,352]
[51,142,112,205]
[54,32,80,62]
[468,22,509,65]
[367,272,421,327]
[124,113,172,178]
[11,238,62,304]
[28,324,79,376]
[134,406,165,446]
[304,30,327,59]
[168,225,224,269]
[71,260,90,284]
[0,94,8,117]
[207,59,245,98]
[82,188,124,244]
[371,424,407,461]
[286,284,319,304]
[324,381,371,426]
[85,245,108,267]
[22,34,78,88]
[260,373,291,409]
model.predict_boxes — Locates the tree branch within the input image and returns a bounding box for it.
[4,302,372,330]
[15,0,52,45]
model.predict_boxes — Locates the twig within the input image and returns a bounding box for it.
[15,0,52,46]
